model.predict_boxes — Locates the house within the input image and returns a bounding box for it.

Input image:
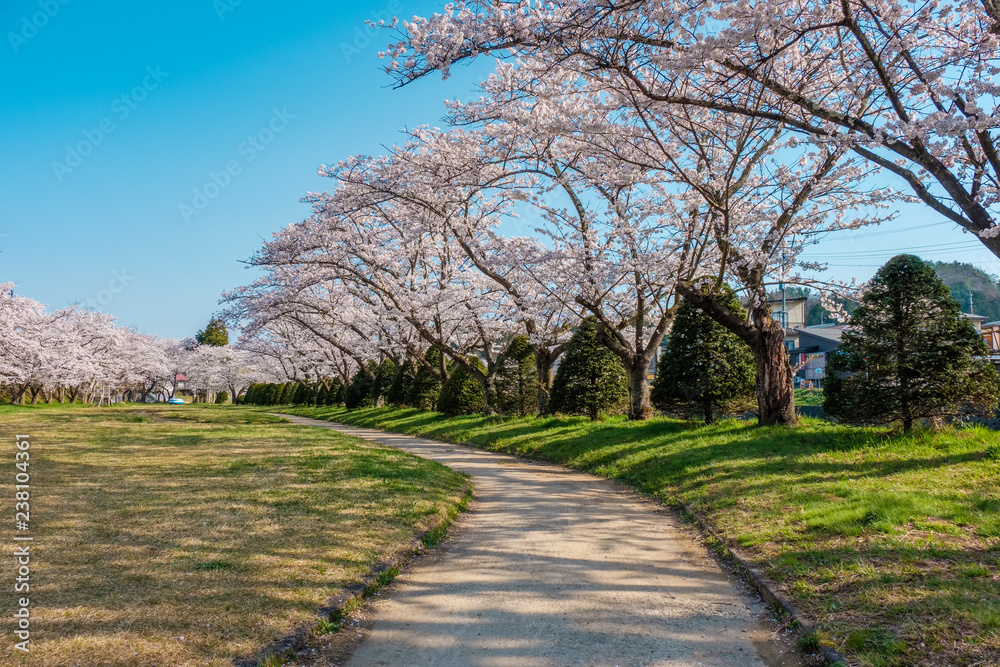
[983,321,1000,352]
[174,374,194,397]
[768,295,808,330]
[966,313,988,334]
[788,324,850,388]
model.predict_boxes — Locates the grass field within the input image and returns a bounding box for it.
[283,405,1000,667]
[0,404,468,667]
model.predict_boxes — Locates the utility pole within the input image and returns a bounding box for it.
[970,290,975,316]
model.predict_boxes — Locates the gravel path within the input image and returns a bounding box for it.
[280,415,807,667]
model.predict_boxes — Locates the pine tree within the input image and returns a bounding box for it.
[550,318,628,420]
[437,356,486,415]
[387,359,417,407]
[405,348,445,410]
[345,364,377,409]
[195,318,229,346]
[371,359,397,406]
[651,288,756,424]
[494,335,539,416]
[825,254,1000,432]
[328,378,344,405]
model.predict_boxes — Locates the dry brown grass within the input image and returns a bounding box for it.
[0,404,468,666]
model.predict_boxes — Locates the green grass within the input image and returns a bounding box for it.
[282,405,1000,667]
[795,387,825,406]
[0,404,468,667]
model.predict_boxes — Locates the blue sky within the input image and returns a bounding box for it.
[3,0,999,339]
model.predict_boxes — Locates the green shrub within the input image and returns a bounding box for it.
[651,286,756,423]
[387,359,417,407]
[437,357,486,416]
[494,335,539,416]
[215,391,229,404]
[825,254,1000,432]
[406,348,445,410]
[550,317,628,420]
[372,359,397,406]
[345,365,376,409]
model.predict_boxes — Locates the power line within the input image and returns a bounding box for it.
[799,221,953,238]
[804,242,984,260]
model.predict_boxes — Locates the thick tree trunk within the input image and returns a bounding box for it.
[626,362,653,420]
[752,323,798,427]
[703,395,715,425]
[676,283,797,427]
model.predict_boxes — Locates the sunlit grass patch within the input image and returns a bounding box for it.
[0,404,467,667]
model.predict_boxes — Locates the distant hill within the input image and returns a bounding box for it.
[930,261,1000,323]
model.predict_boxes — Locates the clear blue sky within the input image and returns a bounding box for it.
[3,0,998,338]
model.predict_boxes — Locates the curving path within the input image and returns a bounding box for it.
[280,415,805,667]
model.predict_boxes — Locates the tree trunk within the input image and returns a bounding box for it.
[481,377,498,416]
[535,351,556,415]
[703,395,715,425]
[626,361,653,420]
[677,283,797,427]
[753,323,798,426]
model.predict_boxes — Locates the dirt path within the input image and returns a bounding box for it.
[280,416,810,667]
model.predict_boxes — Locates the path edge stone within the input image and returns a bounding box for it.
[672,501,851,667]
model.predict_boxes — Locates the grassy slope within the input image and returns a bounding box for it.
[0,404,468,667]
[283,405,1000,667]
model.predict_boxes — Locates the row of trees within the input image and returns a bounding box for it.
[242,308,762,424]
[242,255,998,432]
[0,284,278,405]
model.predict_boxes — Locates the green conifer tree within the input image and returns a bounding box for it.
[345,364,377,409]
[405,348,445,410]
[371,358,397,406]
[550,318,628,420]
[387,359,417,407]
[494,335,540,416]
[825,254,1000,432]
[651,288,756,423]
[195,318,229,346]
[437,356,486,415]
